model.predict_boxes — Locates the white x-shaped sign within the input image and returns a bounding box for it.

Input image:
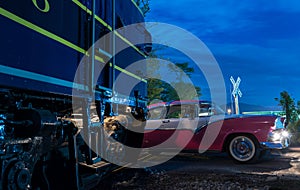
[230,76,242,98]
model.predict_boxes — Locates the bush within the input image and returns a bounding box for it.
[287,120,300,146]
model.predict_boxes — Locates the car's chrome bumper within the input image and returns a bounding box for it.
[260,138,290,149]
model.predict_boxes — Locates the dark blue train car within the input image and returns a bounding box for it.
[0,1,151,189]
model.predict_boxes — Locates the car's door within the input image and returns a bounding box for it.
[143,104,199,148]
[187,102,226,150]
[195,102,212,132]
[143,105,168,147]
[184,102,212,149]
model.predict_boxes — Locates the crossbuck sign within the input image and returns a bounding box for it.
[230,76,242,114]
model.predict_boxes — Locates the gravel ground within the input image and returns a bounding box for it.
[96,168,300,190]
[95,148,300,190]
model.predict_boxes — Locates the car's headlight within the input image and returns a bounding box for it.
[272,132,281,141]
[268,129,290,142]
[281,130,290,138]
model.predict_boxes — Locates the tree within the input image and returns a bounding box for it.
[146,44,202,103]
[158,81,201,102]
[163,62,201,101]
[275,91,300,145]
[135,0,150,15]
[147,78,164,101]
[275,91,298,125]
[297,101,300,115]
[168,62,194,79]
[147,63,201,103]
[146,55,201,103]
[146,48,165,102]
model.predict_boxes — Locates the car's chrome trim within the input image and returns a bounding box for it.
[260,141,289,149]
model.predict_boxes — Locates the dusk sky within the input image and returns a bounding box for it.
[145,0,300,107]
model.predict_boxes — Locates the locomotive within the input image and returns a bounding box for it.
[0,0,150,189]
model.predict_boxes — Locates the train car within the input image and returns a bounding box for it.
[0,0,150,189]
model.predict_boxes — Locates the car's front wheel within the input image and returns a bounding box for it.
[227,135,260,163]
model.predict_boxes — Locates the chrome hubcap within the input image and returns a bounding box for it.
[229,136,255,162]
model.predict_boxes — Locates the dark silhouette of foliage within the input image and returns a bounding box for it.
[275,91,298,125]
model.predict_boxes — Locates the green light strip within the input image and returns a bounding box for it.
[0,65,87,90]
[71,0,145,57]
[0,7,86,55]
[71,0,111,31]
[95,14,112,31]
[131,0,144,17]
[108,63,147,83]
[115,65,147,83]
[114,31,146,57]
[95,55,105,63]
[71,0,92,15]
[0,5,147,86]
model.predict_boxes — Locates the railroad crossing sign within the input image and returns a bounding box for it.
[230,76,242,114]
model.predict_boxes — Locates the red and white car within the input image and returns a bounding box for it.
[143,100,290,163]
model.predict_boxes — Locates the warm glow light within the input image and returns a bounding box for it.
[282,131,289,137]
[227,108,232,114]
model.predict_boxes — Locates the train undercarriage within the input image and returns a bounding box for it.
[0,88,146,190]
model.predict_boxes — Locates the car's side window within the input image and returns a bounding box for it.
[166,109,182,118]
[148,106,165,120]
[199,103,212,117]
[198,102,225,116]
[166,105,196,119]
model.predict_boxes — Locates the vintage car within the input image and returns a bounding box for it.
[142,100,290,163]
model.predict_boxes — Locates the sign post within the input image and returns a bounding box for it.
[230,76,242,114]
